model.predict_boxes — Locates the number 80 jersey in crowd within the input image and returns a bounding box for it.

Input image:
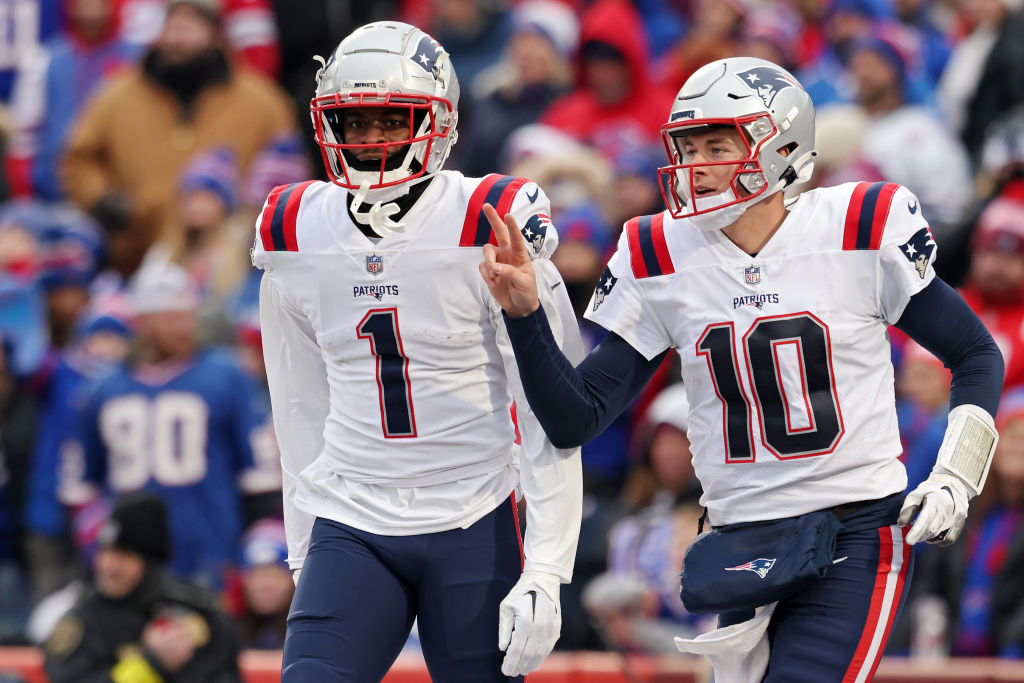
[587,182,937,526]
[253,171,582,546]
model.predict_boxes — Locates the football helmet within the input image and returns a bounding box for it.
[657,57,816,231]
[310,22,460,193]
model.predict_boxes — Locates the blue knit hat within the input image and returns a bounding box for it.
[180,147,239,212]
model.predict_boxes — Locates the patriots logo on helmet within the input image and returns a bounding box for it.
[411,34,444,76]
[725,557,776,579]
[735,67,798,108]
[592,267,618,311]
[899,227,937,279]
[522,214,551,255]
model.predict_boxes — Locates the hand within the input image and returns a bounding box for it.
[498,570,561,676]
[478,203,540,318]
[142,616,196,672]
[142,617,195,672]
[898,469,972,546]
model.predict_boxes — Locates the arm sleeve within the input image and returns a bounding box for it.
[504,306,666,449]
[259,272,329,570]
[894,277,1004,417]
[493,258,584,582]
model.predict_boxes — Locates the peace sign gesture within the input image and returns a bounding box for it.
[478,203,541,318]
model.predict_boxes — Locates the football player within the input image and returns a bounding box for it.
[252,21,584,682]
[480,57,1004,681]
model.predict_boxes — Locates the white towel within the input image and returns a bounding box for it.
[674,603,777,683]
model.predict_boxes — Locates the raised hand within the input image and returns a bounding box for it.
[478,203,540,318]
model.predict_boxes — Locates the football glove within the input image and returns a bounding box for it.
[898,469,972,546]
[898,404,998,546]
[498,570,561,676]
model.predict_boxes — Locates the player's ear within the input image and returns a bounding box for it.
[776,142,797,159]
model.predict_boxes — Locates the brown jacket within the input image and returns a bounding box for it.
[62,56,298,275]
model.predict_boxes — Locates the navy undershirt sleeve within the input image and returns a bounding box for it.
[894,277,1004,416]
[503,307,666,448]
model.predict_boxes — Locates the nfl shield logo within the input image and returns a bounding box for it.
[366,254,383,277]
[744,265,761,285]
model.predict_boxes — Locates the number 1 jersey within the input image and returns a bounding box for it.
[587,182,937,524]
[253,171,583,575]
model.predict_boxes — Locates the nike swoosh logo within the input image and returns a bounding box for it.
[908,200,918,214]
[551,282,562,290]
[526,187,539,203]
[833,556,848,565]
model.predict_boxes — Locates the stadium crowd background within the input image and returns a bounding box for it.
[0,0,1022,671]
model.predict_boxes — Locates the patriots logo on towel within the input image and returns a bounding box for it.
[521,214,551,254]
[736,67,799,108]
[592,267,618,311]
[899,227,936,279]
[725,558,776,579]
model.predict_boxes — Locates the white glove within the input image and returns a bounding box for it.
[292,569,301,587]
[498,570,562,676]
[898,469,972,546]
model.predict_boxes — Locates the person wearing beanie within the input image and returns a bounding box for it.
[456,0,578,178]
[70,260,281,595]
[44,493,242,683]
[62,0,298,277]
[960,196,1024,391]
[231,519,293,650]
[849,27,973,234]
[23,291,135,602]
[152,145,251,302]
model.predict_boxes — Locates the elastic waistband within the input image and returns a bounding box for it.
[831,492,904,530]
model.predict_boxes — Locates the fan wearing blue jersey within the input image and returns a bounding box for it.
[481,57,1005,682]
[74,262,281,590]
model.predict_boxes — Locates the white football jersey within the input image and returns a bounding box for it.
[587,182,937,525]
[254,171,584,578]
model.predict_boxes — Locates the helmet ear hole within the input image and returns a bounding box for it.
[777,142,798,158]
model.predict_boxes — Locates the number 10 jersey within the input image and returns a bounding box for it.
[587,182,937,525]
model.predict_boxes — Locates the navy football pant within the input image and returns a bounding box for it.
[282,497,525,682]
[751,494,914,682]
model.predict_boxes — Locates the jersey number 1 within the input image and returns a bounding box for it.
[358,308,418,438]
[697,312,844,462]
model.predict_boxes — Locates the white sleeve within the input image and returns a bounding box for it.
[584,226,673,360]
[493,184,585,582]
[877,186,938,324]
[259,271,329,570]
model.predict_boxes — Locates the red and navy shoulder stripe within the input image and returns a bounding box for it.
[842,181,900,251]
[626,213,674,279]
[460,174,531,247]
[257,181,318,252]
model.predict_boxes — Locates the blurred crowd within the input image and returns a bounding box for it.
[0,0,1021,671]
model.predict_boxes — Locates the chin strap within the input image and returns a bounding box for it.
[350,181,406,237]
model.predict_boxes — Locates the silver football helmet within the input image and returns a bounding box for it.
[658,57,816,231]
[310,22,460,193]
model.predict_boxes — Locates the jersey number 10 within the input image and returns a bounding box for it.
[697,312,844,462]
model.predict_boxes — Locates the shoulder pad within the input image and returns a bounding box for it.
[626,213,675,279]
[841,181,902,251]
[459,174,532,247]
[256,180,319,252]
